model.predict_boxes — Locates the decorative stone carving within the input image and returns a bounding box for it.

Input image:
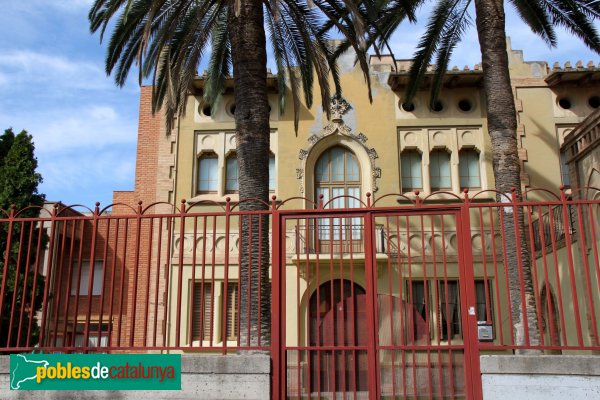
[330,94,352,121]
[338,124,352,136]
[356,133,368,143]
[295,95,382,195]
[323,123,353,137]
[322,124,337,137]
[367,148,379,160]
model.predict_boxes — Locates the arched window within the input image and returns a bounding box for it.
[401,150,422,191]
[459,149,481,189]
[315,146,361,246]
[269,153,275,192]
[197,153,218,193]
[315,146,360,205]
[560,152,570,188]
[225,153,238,193]
[430,150,451,191]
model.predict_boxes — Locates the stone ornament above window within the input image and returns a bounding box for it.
[330,94,352,121]
[296,95,381,194]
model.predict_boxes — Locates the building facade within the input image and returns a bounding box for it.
[19,41,599,398]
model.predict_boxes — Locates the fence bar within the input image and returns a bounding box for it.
[0,192,599,400]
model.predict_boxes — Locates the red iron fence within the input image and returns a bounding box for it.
[1,187,599,399]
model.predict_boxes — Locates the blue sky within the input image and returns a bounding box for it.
[0,1,598,208]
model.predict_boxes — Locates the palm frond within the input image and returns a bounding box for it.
[539,0,600,53]
[404,0,463,104]
[429,0,472,108]
[311,0,374,102]
[204,10,231,109]
[90,0,374,133]
[265,9,289,117]
[509,0,557,46]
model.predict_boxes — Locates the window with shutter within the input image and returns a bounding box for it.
[71,261,103,296]
[226,283,238,341]
[192,283,213,341]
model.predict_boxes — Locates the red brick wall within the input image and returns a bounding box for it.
[112,86,162,210]
[45,87,168,349]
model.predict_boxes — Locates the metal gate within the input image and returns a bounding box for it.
[274,207,481,399]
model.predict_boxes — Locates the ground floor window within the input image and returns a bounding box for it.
[192,281,238,342]
[407,279,493,341]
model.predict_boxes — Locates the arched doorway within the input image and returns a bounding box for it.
[308,279,368,393]
[540,285,562,353]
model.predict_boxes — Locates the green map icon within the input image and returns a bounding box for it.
[10,354,49,390]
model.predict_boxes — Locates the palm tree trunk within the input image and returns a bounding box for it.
[229,0,271,348]
[474,0,540,350]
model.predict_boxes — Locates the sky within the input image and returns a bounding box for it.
[0,1,598,208]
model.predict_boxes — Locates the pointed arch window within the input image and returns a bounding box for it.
[401,150,422,191]
[314,146,361,248]
[459,149,481,189]
[225,153,239,193]
[315,146,360,208]
[197,153,218,193]
[430,150,451,191]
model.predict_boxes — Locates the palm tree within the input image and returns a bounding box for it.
[367,0,600,347]
[88,0,371,347]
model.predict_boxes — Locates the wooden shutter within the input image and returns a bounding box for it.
[226,283,238,340]
[192,283,212,341]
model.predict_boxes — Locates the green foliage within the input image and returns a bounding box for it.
[0,128,46,349]
[88,0,372,133]
[367,0,600,105]
[0,129,45,211]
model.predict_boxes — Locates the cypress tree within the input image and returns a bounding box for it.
[0,128,46,349]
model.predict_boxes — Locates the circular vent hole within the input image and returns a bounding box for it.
[431,101,444,112]
[588,96,600,109]
[202,105,212,116]
[558,97,572,109]
[401,102,415,112]
[458,99,472,112]
[229,104,236,115]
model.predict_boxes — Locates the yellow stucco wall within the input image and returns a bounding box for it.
[159,42,600,352]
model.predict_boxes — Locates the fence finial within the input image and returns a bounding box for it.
[510,186,518,203]
[559,185,567,202]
